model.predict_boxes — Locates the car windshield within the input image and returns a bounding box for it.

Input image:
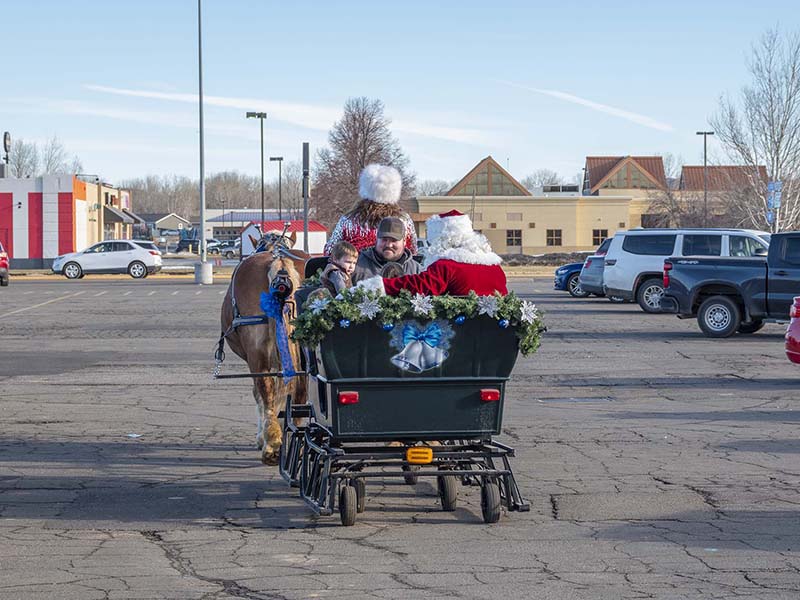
[759,234,771,244]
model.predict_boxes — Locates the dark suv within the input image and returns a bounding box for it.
[0,241,9,286]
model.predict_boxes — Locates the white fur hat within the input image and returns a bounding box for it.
[423,210,502,267]
[359,164,402,204]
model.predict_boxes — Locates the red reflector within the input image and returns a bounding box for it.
[585,258,592,268]
[149,250,160,256]
[338,391,359,405]
[480,388,501,402]
[791,298,800,319]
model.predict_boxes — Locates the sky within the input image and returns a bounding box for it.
[4,0,799,187]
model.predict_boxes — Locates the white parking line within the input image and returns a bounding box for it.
[24,291,33,295]
[0,291,86,320]
[44,291,54,295]
[148,291,156,296]
[171,291,179,296]
[123,291,132,296]
[195,291,202,295]
[218,290,225,295]
[94,291,107,297]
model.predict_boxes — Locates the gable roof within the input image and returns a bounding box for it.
[137,212,191,225]
[585,156,667,192]
[446,156,531,197]
[679,165,768,191]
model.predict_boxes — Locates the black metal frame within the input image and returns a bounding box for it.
[278,395,530,520]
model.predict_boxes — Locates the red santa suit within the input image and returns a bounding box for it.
[324,164,417,254]
[358,210,507,296]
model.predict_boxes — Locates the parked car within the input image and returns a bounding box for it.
[577,238,613,297]
[659,231,800,337]
[206,239,224,254]
[603,228,770,313]
[554,262,589,297]
[52,240,162,279]
[787,297,800,364]
[222,239,241,259]
[0,241,9,287]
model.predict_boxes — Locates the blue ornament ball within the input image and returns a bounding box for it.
[454,315,466,325]
[339,319,351,328]
[381,322,395,331]
[498,319,510,329]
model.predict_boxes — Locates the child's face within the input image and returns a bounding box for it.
[337,255,357,275]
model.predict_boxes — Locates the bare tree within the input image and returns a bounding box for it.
[276,160,305,218]
[520,168,562,191]
[8,139,39,178]
[313,97,415,226]
[711,28,800,232]
[206,171,261,211]
[41,136,69,173]
[416,179,451,196]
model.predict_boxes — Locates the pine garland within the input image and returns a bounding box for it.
[291,288,545,356]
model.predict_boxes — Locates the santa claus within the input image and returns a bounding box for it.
[324,164,417,255]
[357,209,507,296]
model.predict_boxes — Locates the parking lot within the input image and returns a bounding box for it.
[1,277,799,599]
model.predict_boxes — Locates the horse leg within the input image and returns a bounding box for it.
[259,376,282,465]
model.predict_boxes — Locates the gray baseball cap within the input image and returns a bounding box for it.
[377,217,405,240]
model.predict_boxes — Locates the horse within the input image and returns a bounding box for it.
[219,230,309,464]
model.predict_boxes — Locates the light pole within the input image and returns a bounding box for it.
[696,131,714,227]
[246,112,267,226]
[270,156,284,219]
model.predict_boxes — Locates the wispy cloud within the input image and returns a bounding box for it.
[496,80,674,133]
[84,84,490,144]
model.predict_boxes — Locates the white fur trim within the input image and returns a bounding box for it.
[354,275,386,295]
[359,164,402,204]
[423,213,502,267]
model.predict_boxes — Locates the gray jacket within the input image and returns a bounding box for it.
[352,247,421,283]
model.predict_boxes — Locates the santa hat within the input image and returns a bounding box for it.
[359,164,402,204]
[423,209,502,267]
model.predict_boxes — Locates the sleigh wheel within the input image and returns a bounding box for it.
[351,479,366,513]
[339,485,357,526]
[437,475,458,512]
[481,481,501,524]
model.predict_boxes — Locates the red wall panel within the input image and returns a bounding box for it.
[58,192,74,255]
[28,192,43,259]
[0,192,13,258]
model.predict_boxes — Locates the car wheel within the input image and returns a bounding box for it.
[698,295,741,338]
[64,262,82,279]
[637,278,665,313]
[567,273,590,298]
[225,250,235,259]
[737,320,765,334]
[128,261,147,279]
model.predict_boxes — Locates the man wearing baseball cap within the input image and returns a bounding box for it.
[351,216,421,283]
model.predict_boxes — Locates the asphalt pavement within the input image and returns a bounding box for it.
[1,278,799,599]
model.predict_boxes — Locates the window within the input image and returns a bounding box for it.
[784,237,800,265]
[506,229,522,246]
[546,229,562,246]
[682,234,722,256]
[592,229,608,246]
[622,234,677,255]
[729,235,766,257]
[86,243,111,253]
[596,238,612,254]
[490,223,497,229]
[134,241,159,252]
[506,212,522,221]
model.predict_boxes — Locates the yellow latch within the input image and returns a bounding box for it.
[406,447,433,465]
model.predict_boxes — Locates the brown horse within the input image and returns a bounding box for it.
[220,238,308,464]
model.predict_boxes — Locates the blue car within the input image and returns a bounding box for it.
[554,262,590,297]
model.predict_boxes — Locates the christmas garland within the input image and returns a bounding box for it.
[291,288,545,356]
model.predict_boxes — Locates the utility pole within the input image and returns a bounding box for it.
[246,112,267,226]
[195,0,212,284]
[696,131,714,227]
[270,156,284,220]
[302,143,309,253]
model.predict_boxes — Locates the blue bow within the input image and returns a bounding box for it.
[260,291,297,383]
[402,322,443,348]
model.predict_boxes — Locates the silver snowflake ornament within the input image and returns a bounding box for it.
[308,297,331,315]
[519,301,539,324]
[410,293,434,317]
[357,297,381,320]
[477,295,499,318]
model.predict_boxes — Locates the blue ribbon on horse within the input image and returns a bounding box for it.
[260,290,297,383]
[401,322,443,348]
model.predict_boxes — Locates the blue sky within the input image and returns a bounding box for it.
[4,0,798,186]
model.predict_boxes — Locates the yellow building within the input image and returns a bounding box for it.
[413,156,666,254]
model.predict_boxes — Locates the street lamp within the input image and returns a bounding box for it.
[270,156,284,219]
[246,111,267,226]
[696,131,714,227]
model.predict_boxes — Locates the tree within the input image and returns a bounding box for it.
[711,28,800,232]
[520,169,562,191]
[313,97,415,226]
[416,179,451,196]
[644,154,709,227]
[8,139,39,178]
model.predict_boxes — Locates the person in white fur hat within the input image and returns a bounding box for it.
[324,164,417,255]
[357,209,507,297]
